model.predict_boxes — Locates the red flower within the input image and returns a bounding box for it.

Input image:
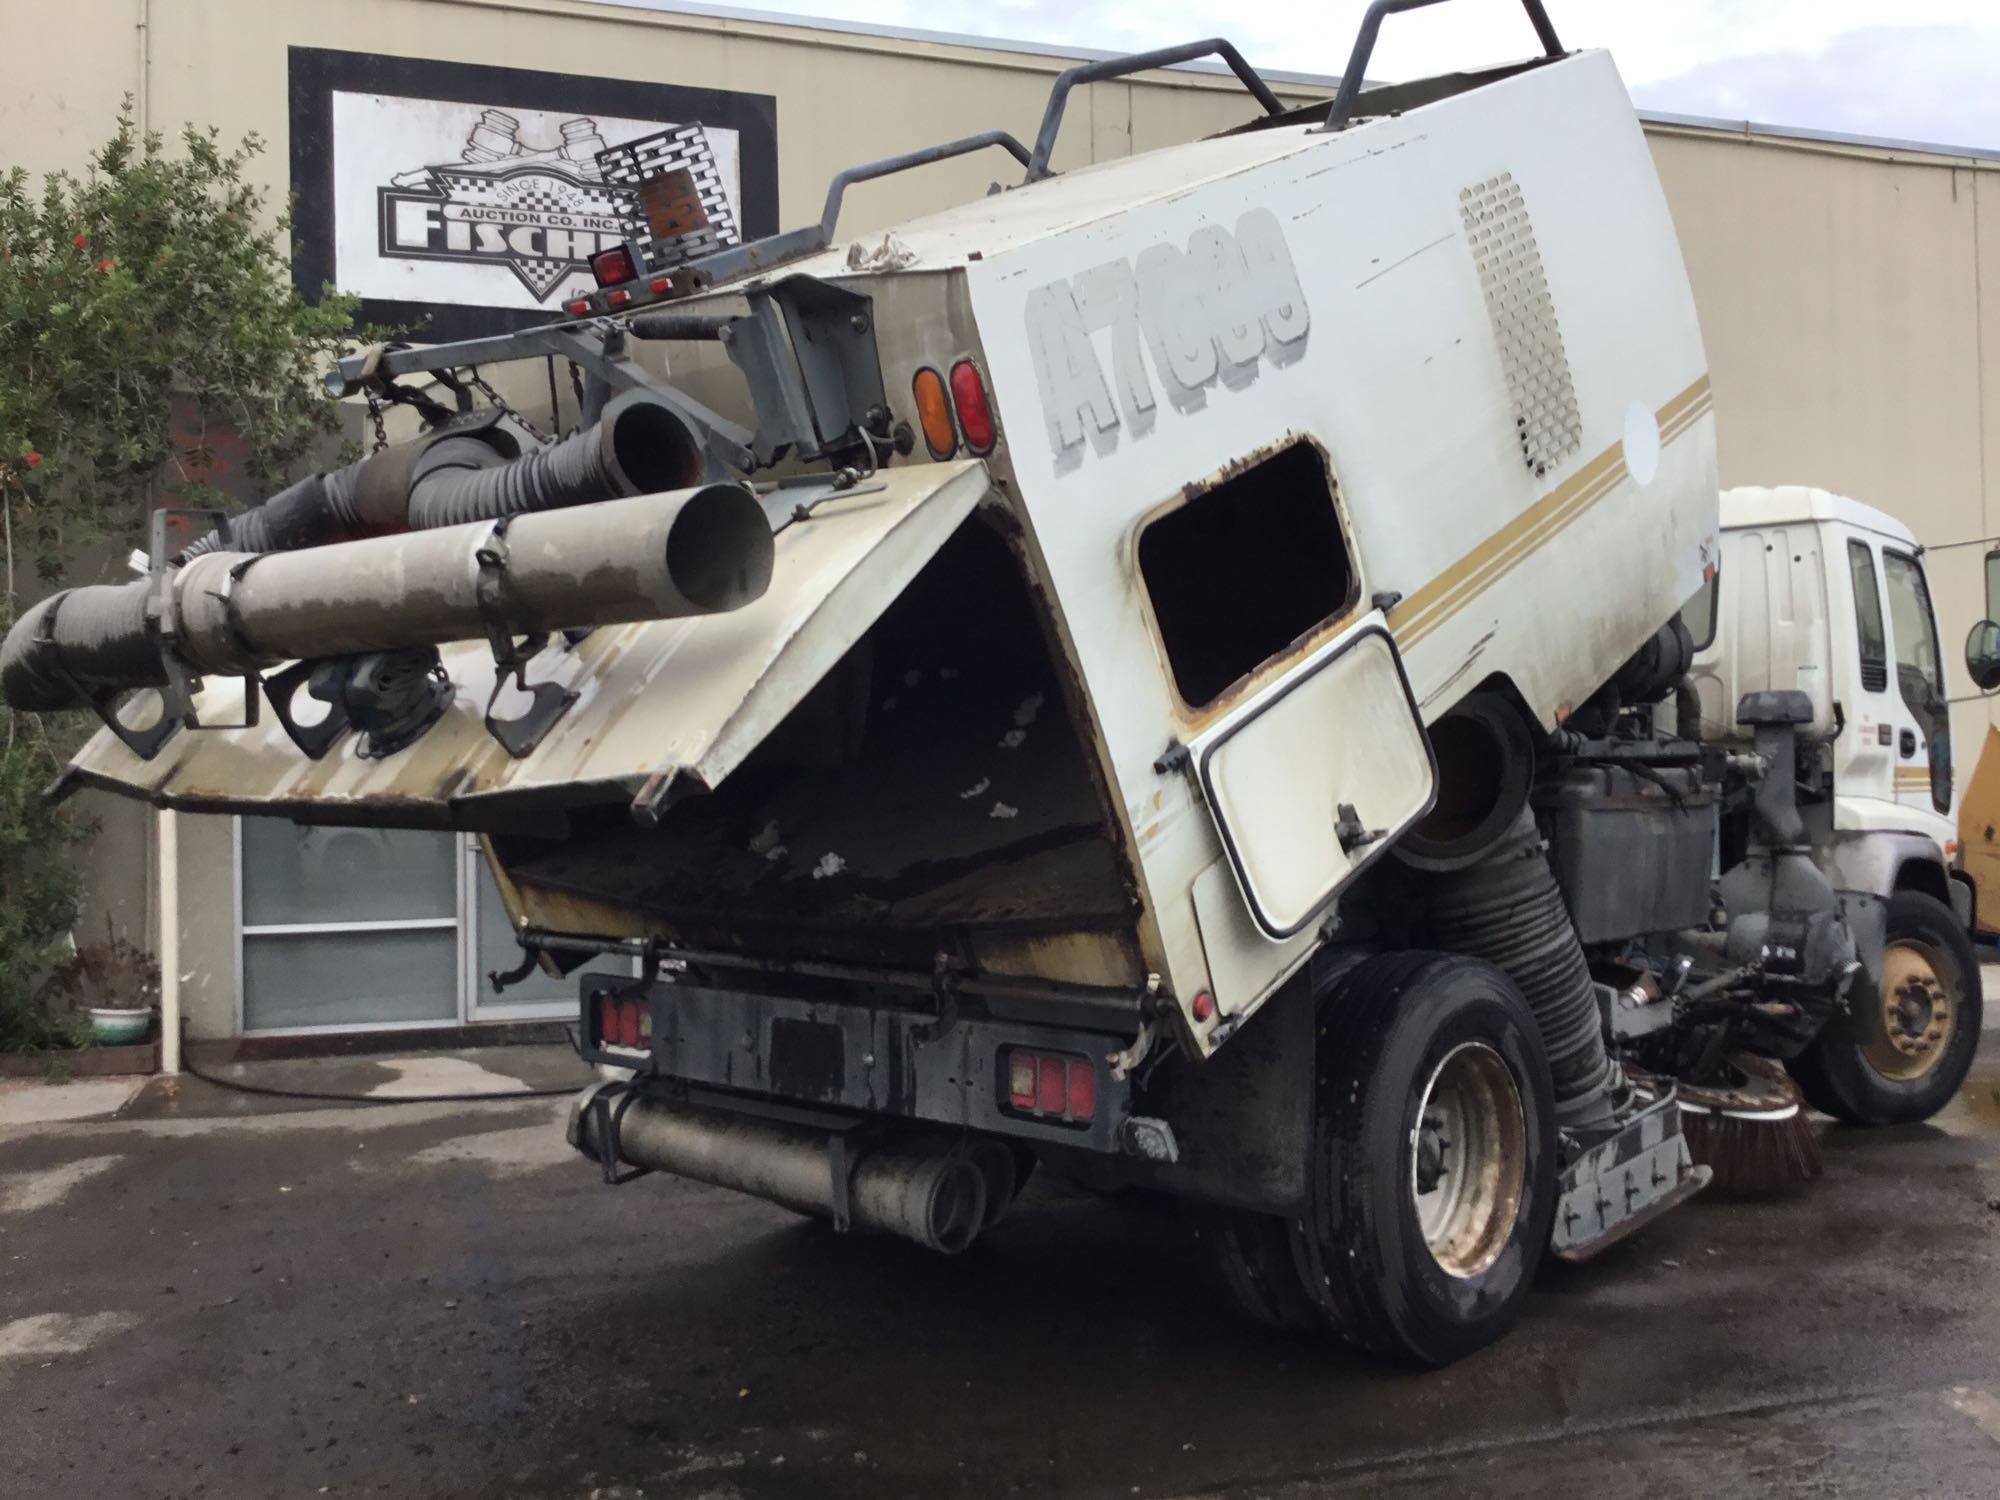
[23,451,41,467]
[70,233,87,249]
[96,259,113,272]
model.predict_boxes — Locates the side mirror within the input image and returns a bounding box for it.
[1966,619,2000,691]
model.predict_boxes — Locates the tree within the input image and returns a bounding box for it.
[0,103,361,1048]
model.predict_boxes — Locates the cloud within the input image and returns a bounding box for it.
[693,0,2000,148]
[1633,24,2000,150]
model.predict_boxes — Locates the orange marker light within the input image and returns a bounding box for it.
[912,367,957,458]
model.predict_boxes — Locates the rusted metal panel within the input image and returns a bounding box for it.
[67,461,993,821]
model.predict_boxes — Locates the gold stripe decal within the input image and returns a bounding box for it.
[1389,375,1712,651]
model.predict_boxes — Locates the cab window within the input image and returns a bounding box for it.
[1883,548,1951,813]
[1847,540,1888,692]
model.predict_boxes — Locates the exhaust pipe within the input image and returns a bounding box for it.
[568,1088,992,1255]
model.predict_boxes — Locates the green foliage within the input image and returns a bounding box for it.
[0,98,360,578]
[0,609,90,1052]
[0,103,364,1049]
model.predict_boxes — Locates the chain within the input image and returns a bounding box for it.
[363,386,390,453]
[466,366,552,447]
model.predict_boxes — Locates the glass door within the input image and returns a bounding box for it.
[238,821,462,1033]
[237,822,578,1032]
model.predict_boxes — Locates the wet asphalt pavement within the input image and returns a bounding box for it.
[5,1033,2000,1500]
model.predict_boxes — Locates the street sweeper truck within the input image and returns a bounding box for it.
[2,0,1983,1367]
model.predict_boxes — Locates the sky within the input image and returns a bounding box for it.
[684,0,2000,152]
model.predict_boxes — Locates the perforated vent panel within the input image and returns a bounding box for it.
[1461,173,1581,479]
[596,124,741,270]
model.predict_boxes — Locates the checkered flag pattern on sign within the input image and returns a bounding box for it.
[596,123,741,270]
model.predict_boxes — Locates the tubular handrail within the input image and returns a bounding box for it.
[1024,38,1286,182]
[814,130,1034,247]
[1324,0,1565,132]
[682,129,1034,284]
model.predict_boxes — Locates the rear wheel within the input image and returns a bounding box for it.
[1791,890,1982,1125]
[1201,952,1557,1366]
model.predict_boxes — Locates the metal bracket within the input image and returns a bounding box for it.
[473,515,579,758]
[587,1082,655,1187]
[823,1118,879,1233]
[258,658,351,759]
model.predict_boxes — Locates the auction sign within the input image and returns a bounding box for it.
[290,49,778,340]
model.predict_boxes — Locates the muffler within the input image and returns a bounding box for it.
[568,1088,993,1255]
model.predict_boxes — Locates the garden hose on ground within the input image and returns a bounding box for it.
[179,1051,589,1105]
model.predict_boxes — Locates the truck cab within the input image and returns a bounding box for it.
[1694,485,1961,918]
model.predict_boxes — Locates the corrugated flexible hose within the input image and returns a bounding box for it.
[1422,808,1620,1125]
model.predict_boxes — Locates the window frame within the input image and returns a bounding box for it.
[1133,437,1363,717]
[1846,538,1889,694]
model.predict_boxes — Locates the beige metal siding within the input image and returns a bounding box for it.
[1646,125,2000,778]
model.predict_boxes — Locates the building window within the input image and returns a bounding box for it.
[237,822,571,1034]
[1138,441,1354,708]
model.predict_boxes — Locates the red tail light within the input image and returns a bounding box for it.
[1036,1056,1066,1115]
[1066,1060,1095,1120]
[590,245,639,288]
[948,360,995,454]
[565,297,592,317]
[598,996,649,1050]
[1001,1047,1096,1124]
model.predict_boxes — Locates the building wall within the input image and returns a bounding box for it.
[8,0,2000,1033]
[1647,126,2000,779]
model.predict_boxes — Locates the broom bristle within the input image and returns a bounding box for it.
[1680,1100,1823,1194]
[1678,1052,1823,1195]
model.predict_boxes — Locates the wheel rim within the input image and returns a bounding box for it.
[1865,938,1960,1082]
[1410,1041,1527,1279]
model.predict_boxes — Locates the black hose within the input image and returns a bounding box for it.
[1422,808,1619,1125]
[1,585,158,711]
[181,1050,590,1105]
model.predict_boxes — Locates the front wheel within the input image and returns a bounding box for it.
[1790,890,1983,1125]
[1202,952,1558,1366]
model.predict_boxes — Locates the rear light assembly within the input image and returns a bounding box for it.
[595,994,652,1053]
[589,244,640,288]
[911,367,957,458]
[948,359,996,454]
[1002,1047,1095,1125]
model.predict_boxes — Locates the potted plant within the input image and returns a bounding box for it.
[42,931,160,1046]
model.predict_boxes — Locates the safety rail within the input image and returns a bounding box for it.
[1023,38,1286,182]
[1324,0,1564,132]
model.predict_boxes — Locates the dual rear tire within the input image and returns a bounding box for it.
[1205,952,1557,1367]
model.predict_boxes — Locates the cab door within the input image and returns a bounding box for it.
[1831,534,1901,809]
[1880,545,1953,815]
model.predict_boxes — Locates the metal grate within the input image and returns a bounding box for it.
[595,123,741,271]
[1461,173,1581,480]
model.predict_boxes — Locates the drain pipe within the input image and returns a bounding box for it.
[156,807,180,1076]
